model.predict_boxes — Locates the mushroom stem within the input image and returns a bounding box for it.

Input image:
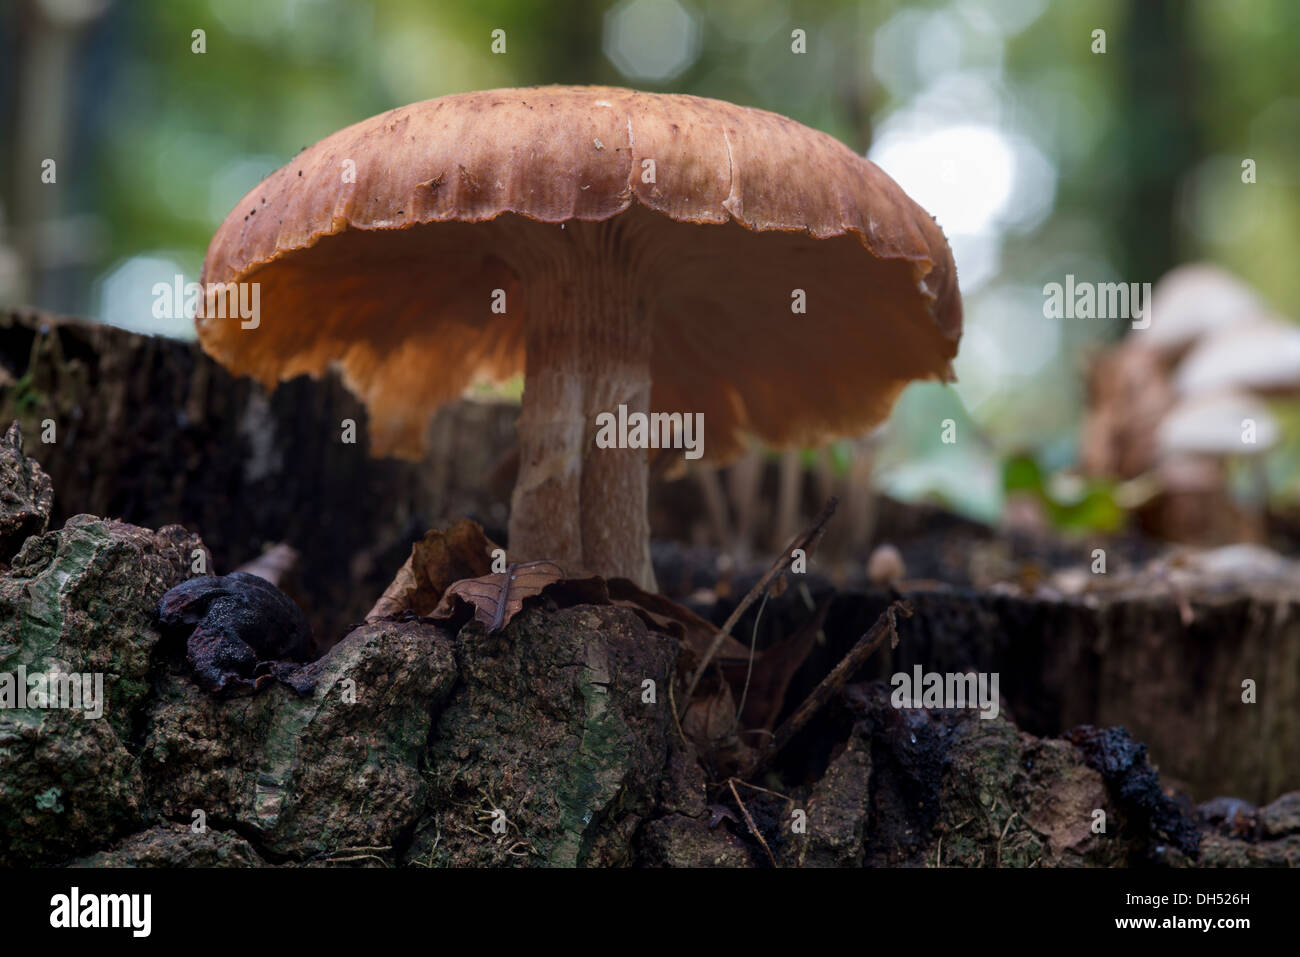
[508,234,656,589]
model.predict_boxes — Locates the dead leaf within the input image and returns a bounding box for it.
[720,601,827,731]
[679,671,755,774]
[367,519,497,620]
[605,578,750,663]
[681,497,838,712]
[432,560,572,633]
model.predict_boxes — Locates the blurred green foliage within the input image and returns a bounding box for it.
[1003,452,1124,533]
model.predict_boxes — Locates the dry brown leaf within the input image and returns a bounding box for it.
[368,557,419,621]
[679,673,755,774]
[432,560,571,633]
[681,498,838,712]
[604,578,751,664]
[720,601,827,731]
[607,577,814,736]
[367,518,497,620]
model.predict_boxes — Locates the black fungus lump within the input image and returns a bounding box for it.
[157,571,316,697]
[1066,724,1202,861]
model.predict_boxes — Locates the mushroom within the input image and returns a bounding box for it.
[1152,390,1280,543]
[198,87,961,589]
[1082,263,1266,481]
[1169,314,1300,537]
[866,542,906,586]
[1079,336,1175,479]
[1157,391,1280,457]
[1146,263,1263,359]
[1174,316,1300,398]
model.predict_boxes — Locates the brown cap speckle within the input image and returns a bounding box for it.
[199,85,961,460]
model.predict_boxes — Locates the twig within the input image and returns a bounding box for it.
[729,778,778,868]
[680,498,838,715]
[743,599,911,777]
[729,591,770,735]
[667,677,688,749]
[731,778,795,807]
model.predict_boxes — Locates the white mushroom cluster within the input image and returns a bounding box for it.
[1151,264,1297,466]
[1084,263,1299,542]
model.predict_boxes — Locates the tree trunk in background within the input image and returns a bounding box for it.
[535,0,609,85]
[1119,0,1202,288]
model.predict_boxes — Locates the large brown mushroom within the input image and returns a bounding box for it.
[198,87,961,589]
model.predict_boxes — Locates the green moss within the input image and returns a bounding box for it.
[551,658,634,866]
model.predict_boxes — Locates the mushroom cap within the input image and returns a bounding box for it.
[1157,390,1279,458]
[1174,316,1300,398]
[1146,263,1262,354]
[199,86,962,460]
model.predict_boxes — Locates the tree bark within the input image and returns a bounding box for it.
[0,308,518,647]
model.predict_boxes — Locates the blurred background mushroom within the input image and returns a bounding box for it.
[1146,263,1264,360]
[1175,315,1300,398]
[1154,390,1280,543]
[1081,262,1300,545]
[1081,264,1262,486]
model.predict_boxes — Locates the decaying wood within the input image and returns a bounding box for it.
[0,308,517,646]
